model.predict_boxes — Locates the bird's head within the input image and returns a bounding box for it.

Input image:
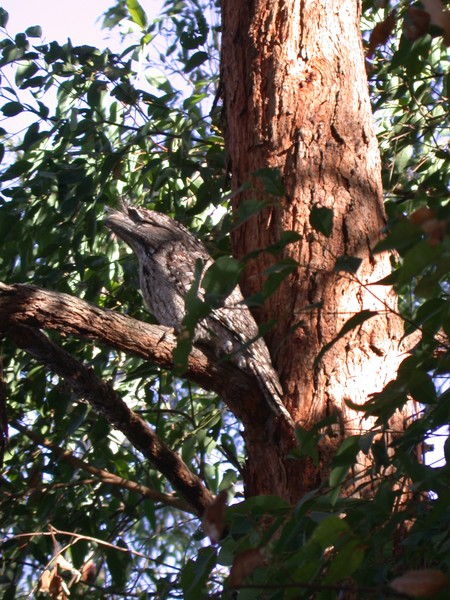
[105,204,184,256]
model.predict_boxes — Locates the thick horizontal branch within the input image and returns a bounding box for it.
[13,421,194,514]
[6,324,214,516]
[0,282,270,426]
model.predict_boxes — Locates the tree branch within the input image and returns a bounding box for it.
[5,323,214,516]
[12,421,194,514]
[0,282,271,427]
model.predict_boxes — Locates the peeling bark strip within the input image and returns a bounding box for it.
[7,324,213,516]
[221,0,413,498]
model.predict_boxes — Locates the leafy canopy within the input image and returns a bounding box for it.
[0,0,449,597]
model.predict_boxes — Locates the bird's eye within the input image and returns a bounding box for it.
[128,207,146,222]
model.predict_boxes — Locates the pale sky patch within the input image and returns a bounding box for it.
[0,0,164,46]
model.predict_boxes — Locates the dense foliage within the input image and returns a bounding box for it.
[0,0,449,597]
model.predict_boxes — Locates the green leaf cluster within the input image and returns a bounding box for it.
[0,1,449,598]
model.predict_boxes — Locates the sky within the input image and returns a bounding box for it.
[0,0,168,132]
[0,0,164,47]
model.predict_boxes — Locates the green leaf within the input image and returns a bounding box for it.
[126,0,147,29]
[267,230,303,254]
[36,100,49,118]
[0,159,32,181]
[15,60,39,88]
[232,198,268,229]
[105,539,132,588]
[373,220,421,254]
[394,144,413,173]
[408,369,436,404]
[180,11,208,49]
[398,241,442,285]
[0,8,8,27]
[14,33,28,50]
[0,44,24,65]
[203,256,243,307]
[444,436,450,464]
[334,255,363,273]
[110,81,139,104]
[293,426,320,465]
[372,439,390,469]
[25,25,42,37]
[405,298,448,338]
[324,539,365,583]
[253,167,285,196]
[329,436,361,504]
[358,380,409,424]
[180,547,217,600]
[398,356,437,405]
[359,431,376,455]
[21,122,41,150]
[87,80,107,108]
[332,436,361,468]
[173,260,209,373]
[309,516,350,550]
[1,101,23,117]
[291,416,338,466]
[261,258,297,298]
[310,205,333,237]
[220,468,238,490]
[184,51,208,73]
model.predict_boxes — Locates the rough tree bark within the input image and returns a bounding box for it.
[0,2,415,517]
[221,0,412,501]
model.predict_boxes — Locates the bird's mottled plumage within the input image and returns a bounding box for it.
[106,205,294,429]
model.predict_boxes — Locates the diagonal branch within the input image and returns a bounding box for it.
[0,282,271,427]
[12,421,194,514]
[6,324,214,516]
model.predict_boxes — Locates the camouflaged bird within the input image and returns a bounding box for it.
[106,205,294,429]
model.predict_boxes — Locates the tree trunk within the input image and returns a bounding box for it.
[222,0,411,501]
